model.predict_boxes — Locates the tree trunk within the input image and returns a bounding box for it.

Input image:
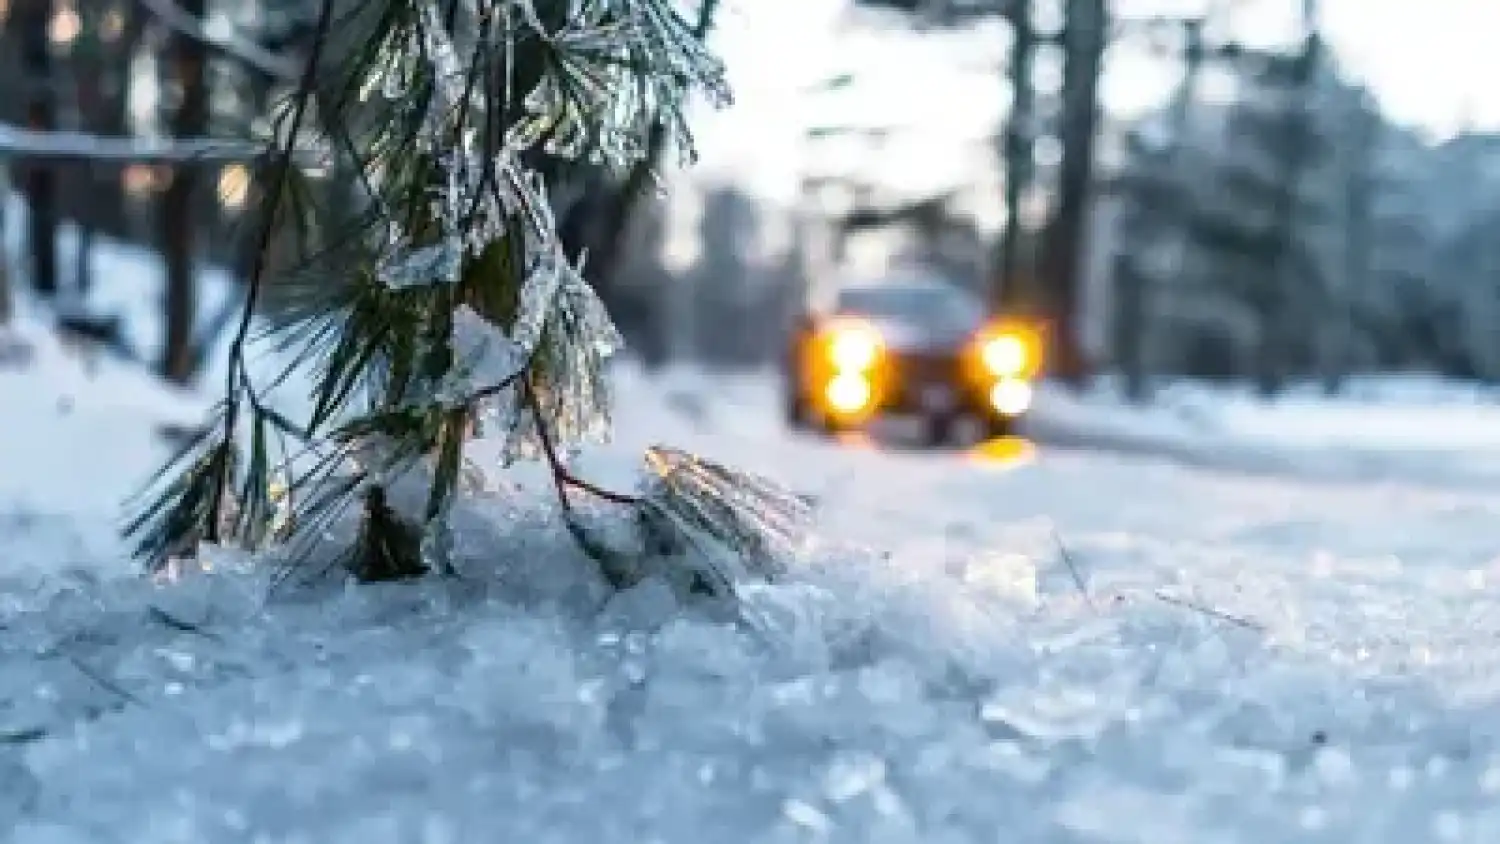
[1040,0,1106,385]
[160,0,210,384]
[1114,19,1205,403]
[71,5,140,295]
[17,0,59,298]
[1323,100,1377,395]
[994,0,1034,312]
[1113,253,1151,402]
[0,181,11,325]
[1253,9,1321,398]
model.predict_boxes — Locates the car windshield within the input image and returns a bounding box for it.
[835,281,983,331]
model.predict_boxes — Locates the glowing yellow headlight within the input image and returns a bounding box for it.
[825,372,873,414]
[989,378,1033,416]
[981,334,1029,376]
[828,326,882,372]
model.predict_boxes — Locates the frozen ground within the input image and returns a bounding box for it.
[8,231,1500,841]
[1025,376,1500,488]
[6,320,1500,843]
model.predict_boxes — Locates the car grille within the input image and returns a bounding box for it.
[891,351,961,384]
[883,351,967,411]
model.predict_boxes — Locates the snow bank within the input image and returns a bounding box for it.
[0,314,208,586]
[1025,378,1500,488]
[2,193,242,379]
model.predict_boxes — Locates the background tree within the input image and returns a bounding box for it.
[1319,84,1381,392]
[0,0,321,380]
[995,0,1036,311]
[159,0,212,382]
[1038,0,1106,383]
[1243,1,1325,395]
[1104,0,1374,394]
[1107,16,1209,402]
[14,0,59,299]
[691,185,759,365]
[850,0,1105,381]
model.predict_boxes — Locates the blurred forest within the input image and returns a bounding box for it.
[2,0,1499,402]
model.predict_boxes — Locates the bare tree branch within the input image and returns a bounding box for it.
[132,0,299,80]
[0,122,318,166]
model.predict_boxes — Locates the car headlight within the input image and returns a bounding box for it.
[824,372,874,414]
[988,378,1033,416]
[981,333,1029,376]
[827,324,883,372]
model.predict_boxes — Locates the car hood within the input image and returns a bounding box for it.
[864,315,977,354]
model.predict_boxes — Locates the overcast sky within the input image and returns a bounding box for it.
[681,0,1500,207]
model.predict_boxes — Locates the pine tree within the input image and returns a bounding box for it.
[126,0,811,596]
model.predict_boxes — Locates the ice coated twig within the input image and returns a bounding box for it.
[1052,528,1096,610]
[146,605,222,641]
[637,446,814,588]
[1154,589,1265,632]
[66,656,142,706]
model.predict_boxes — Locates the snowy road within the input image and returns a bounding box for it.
[6,354,1500,842]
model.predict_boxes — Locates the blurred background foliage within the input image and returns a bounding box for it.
[3,0,1500,402]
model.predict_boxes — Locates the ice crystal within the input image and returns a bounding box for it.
[636,446,815,595]
[375,241,463,290]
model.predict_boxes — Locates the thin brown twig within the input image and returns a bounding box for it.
[524,379,640,509]
[557,469,640,506]
[526,380,575,513]
[469,366,526,401]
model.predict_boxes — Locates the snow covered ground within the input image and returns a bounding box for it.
[8,238,1500,841]
[1024,377,1500,489]
[6,325,1500,842]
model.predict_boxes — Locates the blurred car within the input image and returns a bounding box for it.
[782,273,1045,444]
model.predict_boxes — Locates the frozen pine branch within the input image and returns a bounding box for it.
[635,445,814,595]
[126,0,814,595]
